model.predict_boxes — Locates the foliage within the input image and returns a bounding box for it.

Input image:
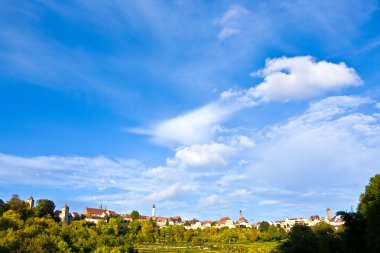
[3,174,379,253]
[278,224,319,253]
[0,205,280,253]
[130,210,139,221]
[358,174,380,252]
[7,195,29,220]
[336,211,367,253]
[259,221,270,232]
[35,199,56,217]
[260,225,286,241]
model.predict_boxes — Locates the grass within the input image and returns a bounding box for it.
[135,241,279,252]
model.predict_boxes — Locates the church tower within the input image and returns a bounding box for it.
[239,210,243,219]
[326,208,332,220]
[60,204,69,224]
[152,204,156,219]
[26,196,34,208]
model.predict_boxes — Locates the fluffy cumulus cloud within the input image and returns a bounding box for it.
[249,56,362,102]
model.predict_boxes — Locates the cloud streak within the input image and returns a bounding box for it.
[143,56,361,146]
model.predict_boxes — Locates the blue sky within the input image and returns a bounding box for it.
[1,0,380,222]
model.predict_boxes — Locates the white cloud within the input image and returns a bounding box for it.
[249,56,362,102]
[218,5,249,40]
[145,183,196,202]
[219,28,240,40]
[167,142,235,168]
[197,194,226,208]
[259,200,280,206]
[249,96,380,189]
[229,135,256,148]
[228,189,251,198]
[141,56,361,147]
[150,102,242,146]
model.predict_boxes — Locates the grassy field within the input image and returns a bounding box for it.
[136,241,279,252]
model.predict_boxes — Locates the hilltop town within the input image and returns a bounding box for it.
[11,196,344,231]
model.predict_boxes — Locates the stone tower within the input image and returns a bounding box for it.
[326,208,332,220]
[60,204,69,224]
[26,196,34,208]
[152,204,156,219]
[239,210,243,219]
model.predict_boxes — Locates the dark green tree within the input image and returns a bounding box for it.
[312,221,342,253]
[35,199,55,217]
[259,221,270,232]
[7,194,28,219]
[130,210,140,221]
[278,224,319,253]
[358,174,380,252]
[337,211,367,253]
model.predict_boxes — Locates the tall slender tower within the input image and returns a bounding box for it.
[60,204,69,224]
[326,208,332,220]
[26,196,34,208]
[239,210,243,219]
[152,204,156,219]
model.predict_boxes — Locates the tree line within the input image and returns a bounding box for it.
[0,173,379,252]
[0,195,286,252]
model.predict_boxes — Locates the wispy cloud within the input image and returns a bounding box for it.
[140,56,361,146]
[217,5,249,40]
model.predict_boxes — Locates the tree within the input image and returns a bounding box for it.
[337,211,367,253]
[35,199,55,217]
[7,194,28,219]
[312,221,341,253]
[358,174,380,252]
[130,210,139,221]
[278,224,319,253]
[259,221,270,232]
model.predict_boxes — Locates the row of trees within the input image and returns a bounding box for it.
[0,195,287,252]
[0,211,286,252]
[1,173,378,252]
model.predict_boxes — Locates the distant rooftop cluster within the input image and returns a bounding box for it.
[19,197,345,230]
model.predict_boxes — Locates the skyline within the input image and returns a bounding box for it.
[1,0,380,221]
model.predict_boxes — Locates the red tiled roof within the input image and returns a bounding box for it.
[237,216,248,223]
[170,216,182,222]
[310,215,320,221]
[85,208,105,216]
[218,217,231,225]
[156,217,166,222]
[84,208,116,217]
